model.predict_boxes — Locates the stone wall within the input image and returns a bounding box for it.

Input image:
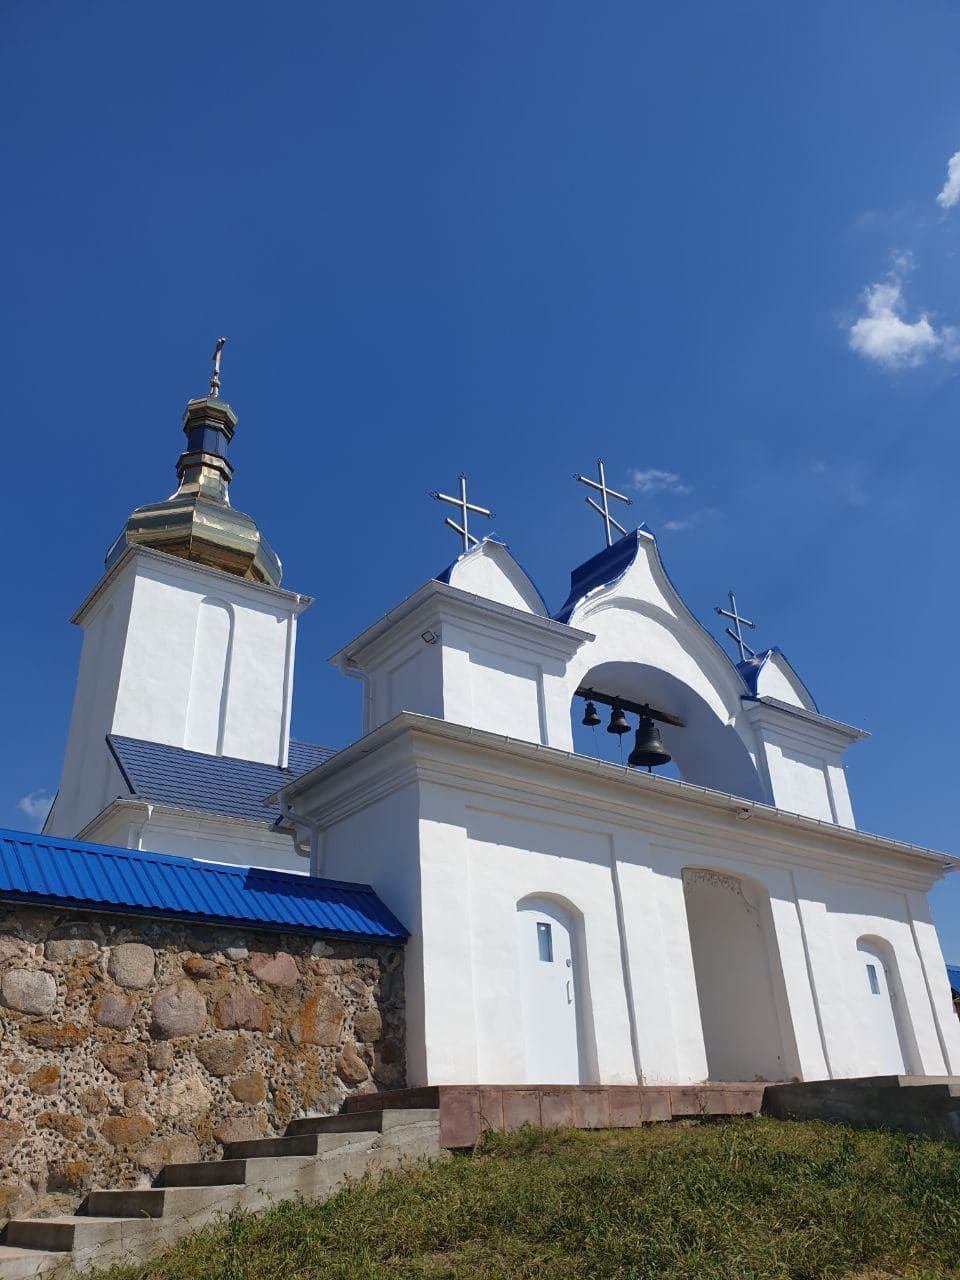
[0,902,405,1222]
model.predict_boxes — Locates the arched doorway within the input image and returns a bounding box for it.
[856,938,913,1075]
[516,897,582,1084]
[683,869,795,1081]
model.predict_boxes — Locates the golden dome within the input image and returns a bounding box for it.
[105,394,282,587]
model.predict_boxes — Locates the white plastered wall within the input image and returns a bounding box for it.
[81,802,305,875]
[281,718,960,1089]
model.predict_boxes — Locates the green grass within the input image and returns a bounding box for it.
[92,1119,960,1280]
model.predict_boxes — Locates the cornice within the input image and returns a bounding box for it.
[276,713,957,889]
[71,545,313,627]
[330,580,593,670]
[742,696,868,748]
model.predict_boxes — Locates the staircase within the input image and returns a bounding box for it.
[0,1108,442,1279]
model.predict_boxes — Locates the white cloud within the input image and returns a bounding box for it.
[628,468,692,496]
[848,258,941,368]
[661,508,721,534]
[17,790,53,830]
[937,150,960,209]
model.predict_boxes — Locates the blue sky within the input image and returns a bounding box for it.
[2,2,959,956]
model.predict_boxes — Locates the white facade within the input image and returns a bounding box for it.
[274,534,960,1087]
[45,544,311,857]
[277,712,960,1087]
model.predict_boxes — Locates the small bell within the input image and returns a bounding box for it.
[628,713,671,769]
[606,702,631,736]
[582,700,601,727]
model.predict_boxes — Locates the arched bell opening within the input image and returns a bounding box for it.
[570,661,765,802]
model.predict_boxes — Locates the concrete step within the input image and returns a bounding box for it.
[286,1107,440,1137]
[0,1246,70,1280]
[85,1185,241,1220]
[4,1216,157,1254]
[159,1134,363,1187]
[222,1129,377,1160]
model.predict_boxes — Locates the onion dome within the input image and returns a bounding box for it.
[105,344,282,587]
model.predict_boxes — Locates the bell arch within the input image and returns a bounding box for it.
[571,660,766,802]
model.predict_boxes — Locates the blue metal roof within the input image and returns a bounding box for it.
[107,736,335,825]
[0,829,407,941]
[554,528,653,623]
[737,648,821,713]
[947,964,960,994]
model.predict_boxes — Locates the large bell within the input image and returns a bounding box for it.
[581,700,601,727]
[606,702,631,736]
[628,714,671,768]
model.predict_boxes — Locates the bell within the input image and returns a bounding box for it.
[606,703,631,736]
[628,714,672,769]
[581,700,601,727]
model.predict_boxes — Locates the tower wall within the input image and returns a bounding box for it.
[46,547,310,838]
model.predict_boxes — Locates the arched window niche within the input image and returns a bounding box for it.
[570,661,765,803]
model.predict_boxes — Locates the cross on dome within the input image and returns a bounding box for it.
[429,473,495,553]
[715,590,757,661]
[574,458,632,548]
[209,337,226,399]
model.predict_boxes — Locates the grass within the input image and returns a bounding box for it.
[91,1119,960,1280]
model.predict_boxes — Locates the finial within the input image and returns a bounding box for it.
[574,458,632,548]
[429,473,494,553]
[209,336,226,398]
[715,590,757,662]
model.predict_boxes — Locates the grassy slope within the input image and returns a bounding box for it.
[94,1119,960,1280]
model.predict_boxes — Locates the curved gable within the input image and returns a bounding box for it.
[439,539,548,616]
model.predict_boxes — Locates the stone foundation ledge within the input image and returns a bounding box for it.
[345,1084,767,1148]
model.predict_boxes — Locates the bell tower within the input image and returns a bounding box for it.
[45,345,311,840]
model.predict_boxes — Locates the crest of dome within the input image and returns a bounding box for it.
[105,396,282,587]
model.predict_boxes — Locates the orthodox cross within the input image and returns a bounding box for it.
[209,337,226,398]
[430,473,494,553]
[574,458,632,548]
[715,590,756,661]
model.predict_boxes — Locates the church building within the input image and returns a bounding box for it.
[44,354,960,1092]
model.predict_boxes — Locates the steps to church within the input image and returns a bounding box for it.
[0,1108,443,1279]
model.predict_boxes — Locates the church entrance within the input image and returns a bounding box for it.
[856,939,909,1074]
[516,897,581,1084]
[683,869,793,1082]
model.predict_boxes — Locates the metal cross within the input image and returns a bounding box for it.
[209,337,226,398]
[574,458,632,548]
[429,473,495,553]
[715,590,757,661]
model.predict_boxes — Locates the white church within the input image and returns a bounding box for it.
[44,359,960,1093]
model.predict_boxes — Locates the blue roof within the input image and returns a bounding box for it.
[947,964,960,993]
[554,528,654,623]
[737,649,821,713]
[0,828,407,941]
[107,736,335,825]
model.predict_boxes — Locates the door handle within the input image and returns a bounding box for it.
[566,979,573,1004]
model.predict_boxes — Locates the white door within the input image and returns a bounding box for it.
[516,898,581,1084]
[856,940,906,1075]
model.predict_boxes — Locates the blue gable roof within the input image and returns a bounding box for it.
[0,828,407,941]
[107,736,335,826]
[554,528,653,624]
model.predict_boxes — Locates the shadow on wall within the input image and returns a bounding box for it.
[570,662,765,803]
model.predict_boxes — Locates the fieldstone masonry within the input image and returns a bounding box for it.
[0,902,405,1224]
